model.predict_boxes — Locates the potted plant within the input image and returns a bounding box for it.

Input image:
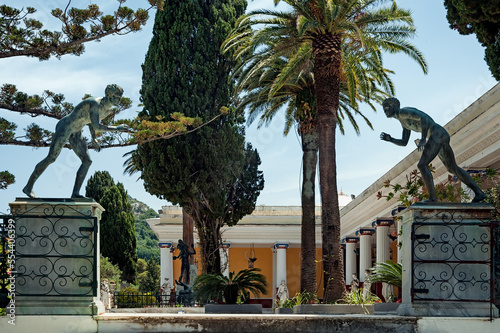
[293,289,380,314]
[276,290,318,314]
[193,268,267,313]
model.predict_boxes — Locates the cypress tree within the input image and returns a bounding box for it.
[140,257,161,293]
[85,171,114,202]
[86,172,138,283]
[130,0,264,274]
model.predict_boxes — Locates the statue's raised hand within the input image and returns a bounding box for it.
[380,132,392,141]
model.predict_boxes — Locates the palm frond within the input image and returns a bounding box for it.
[367,260,402,288]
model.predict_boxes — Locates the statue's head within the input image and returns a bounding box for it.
[104,84,124,105]
[382,97,400,117]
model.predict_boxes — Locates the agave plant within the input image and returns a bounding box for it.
[193,268,267,304]
[367,260,402,288]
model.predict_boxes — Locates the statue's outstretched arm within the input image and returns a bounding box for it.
[89,108,115,132]
[381,128,410,147]
[89,108,130,135]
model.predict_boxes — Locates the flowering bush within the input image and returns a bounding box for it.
[377,167,496,206]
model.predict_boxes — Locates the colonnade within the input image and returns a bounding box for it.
[343,218,396,300]
[158,241,290,303]
[159,216,397,298]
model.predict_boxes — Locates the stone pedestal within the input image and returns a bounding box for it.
[397,203,498,317]
[9,198,104,315]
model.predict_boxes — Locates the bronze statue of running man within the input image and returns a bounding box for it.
[23,84,129,198]
[380,97,486,203]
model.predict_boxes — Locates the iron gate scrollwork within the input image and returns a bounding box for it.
[1,202,98,299]
[411,210,493,304]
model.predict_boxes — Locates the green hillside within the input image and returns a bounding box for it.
[128,196,160,262]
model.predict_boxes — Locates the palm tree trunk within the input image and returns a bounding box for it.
[313,33,346,302]
[182,208,194,283]
[300,129,318,293]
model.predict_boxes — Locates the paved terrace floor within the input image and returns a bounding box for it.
[3,312,500,333]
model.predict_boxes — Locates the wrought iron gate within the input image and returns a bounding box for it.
[410,209,497,314]
[1,203,98,300]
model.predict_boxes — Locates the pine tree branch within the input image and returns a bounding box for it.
[135,113,224,145]
[1,25,136,60]
[0,102,64,119]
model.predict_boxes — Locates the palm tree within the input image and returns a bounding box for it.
[224,0,427,301]
[193,268,268,304]
[231,55,391,294]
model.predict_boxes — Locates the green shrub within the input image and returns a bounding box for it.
[114,286,158,308]
[193,268,267,304]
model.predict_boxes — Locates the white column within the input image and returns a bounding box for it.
[159,242,174,287]
[220,243,231,278]
[274,243,288,298]
[375,219,392,264]
[375,219,393,300]
[358,229,374,282]
[344,237,359,285]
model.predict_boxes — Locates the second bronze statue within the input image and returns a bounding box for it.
[23,84,130,199]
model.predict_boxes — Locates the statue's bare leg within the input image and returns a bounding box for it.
[69,132,92,198]
[417,138,441,202]
[438,144,487,202]
[23,133,67,198]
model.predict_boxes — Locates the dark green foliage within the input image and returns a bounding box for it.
[100,254,123,286]
[193,268,267,304]
[129,196,160,262]
[24,123,53,145]
[130,0,264,275]
[85,171,115,202]
[0,117,16,140]
[100,184,137,283]
[444,0,500,80]
[86,171,137,283]
[0,171,14,190]
[138,257,160,292]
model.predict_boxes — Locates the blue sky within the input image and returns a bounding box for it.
[0,0,497,212]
